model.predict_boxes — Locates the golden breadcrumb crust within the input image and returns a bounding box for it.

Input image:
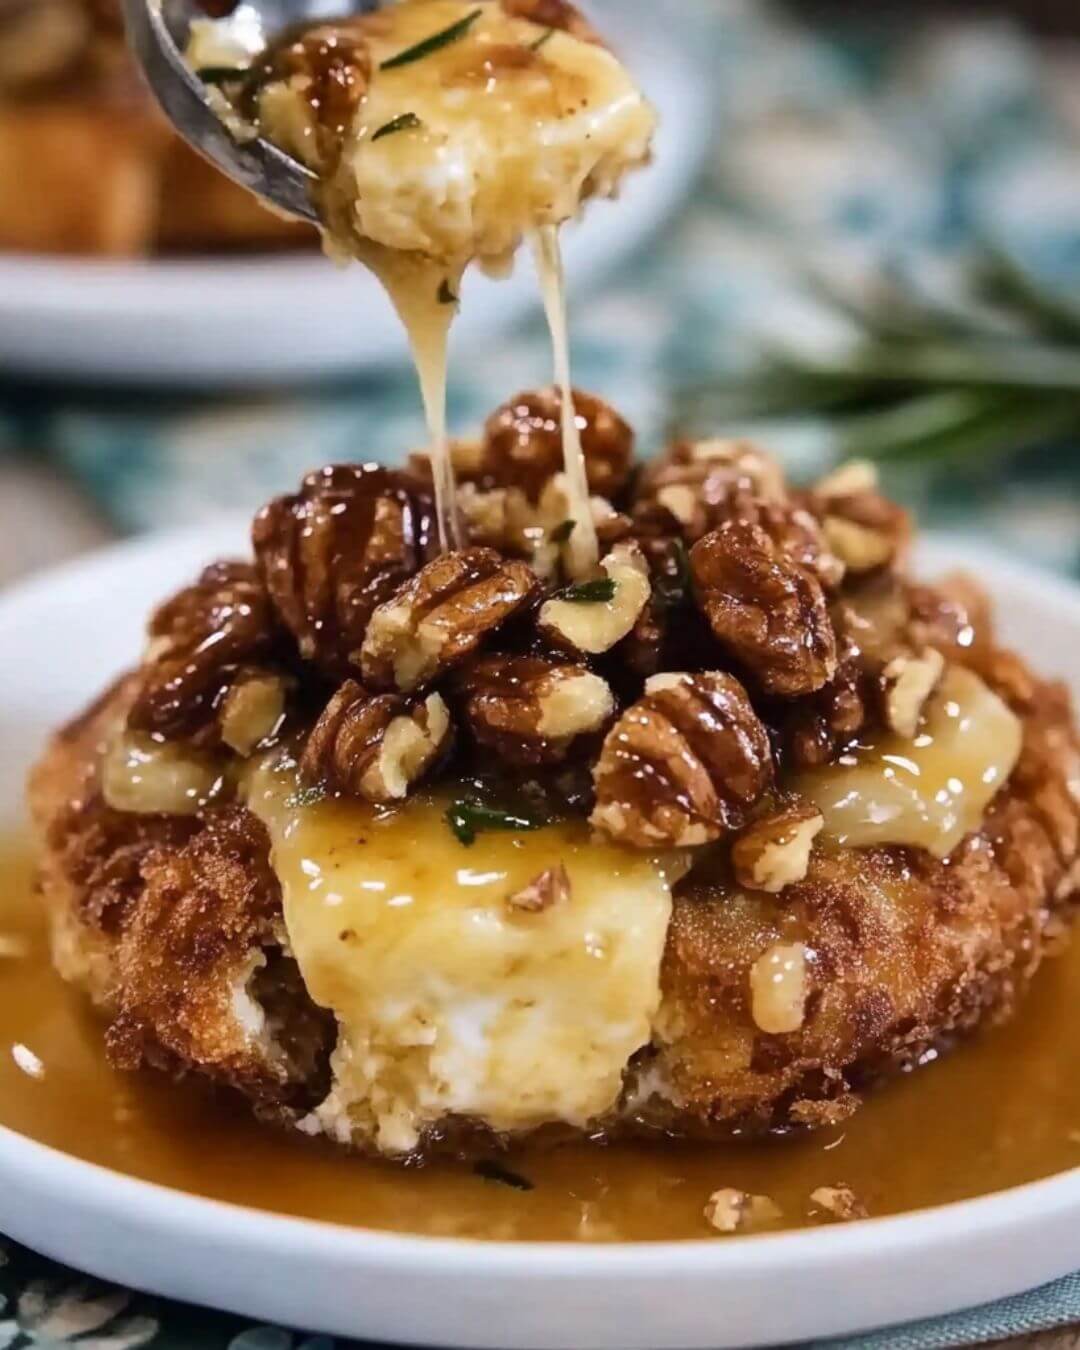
[28,643,1080,1150]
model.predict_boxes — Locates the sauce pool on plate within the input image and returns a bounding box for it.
[2,836,1079,1241]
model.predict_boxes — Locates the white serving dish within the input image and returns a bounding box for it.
[0,522,1077,1349]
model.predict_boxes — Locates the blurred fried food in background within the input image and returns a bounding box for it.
[0,0,313,255]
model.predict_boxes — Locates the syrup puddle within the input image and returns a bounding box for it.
[3,838,1079,1241]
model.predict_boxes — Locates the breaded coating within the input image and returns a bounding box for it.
[28,678,332,1115]
[622,652,1080,1139]
[30,642,1079,1147]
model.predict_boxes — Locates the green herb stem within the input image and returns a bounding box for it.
[445,800,543,847]
[371,112,422,141]
[380,8,482,70]
[561,578,617,604]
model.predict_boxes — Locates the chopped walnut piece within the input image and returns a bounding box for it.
[750,941,808,1034]
[690,520,838,697]
[481,387,634,502]
[882,648,946,739]
[733,803,824,894]
[127,561,276,741]
[457,655,614,765]
[253,463,434,679]
[783,613,870,769]
[814,484,910,577]
[812,459,879,501]
[506,864,571,914]
[219,673,287,756]
[360,548,539,692]
[300,680,451,804]
[591,671,772,848]
[703,1188,783,1234]
[635,439,787,540]
[539,541,651,656]
[810,1185,868,1223]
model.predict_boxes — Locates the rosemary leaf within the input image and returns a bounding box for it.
[445,800,543,847]
[530,27,555,51]
[561,578,616,604]
[380,8,482,70]
[371,112,422,141]
[437,279,459,305]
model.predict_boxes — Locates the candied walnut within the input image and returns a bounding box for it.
[810,467,910,576]
[810,1185,868,1223]
[219,672,288,756]
[539,541,651,656]
[703,1188,783,1234]
[882,647,945,739]
[480,388,634,502]
[300,680,451,804]
[456,655,614,766]
[633,439,787,543]
[590,671,772,848]
[732,802,824,894]
[906,575,992,660]
[749,941,808,1034]
[253,464,434,679]
[506,864,571,914]
[127,561,276,741]
[690,521,838,697]
[500,0,601,42]
[783,615,870,768]
[361,547,539,692]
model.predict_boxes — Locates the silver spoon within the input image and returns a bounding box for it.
[121,0,372,223]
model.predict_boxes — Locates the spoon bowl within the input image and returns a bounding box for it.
[120,0,369,223]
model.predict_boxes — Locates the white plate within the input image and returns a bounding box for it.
[0,523,1078,1350]
[0,6,709,387]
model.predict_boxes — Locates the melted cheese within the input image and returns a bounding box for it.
[795,665,1022,858]
[247,0,655,566]
[248,762,682,1156]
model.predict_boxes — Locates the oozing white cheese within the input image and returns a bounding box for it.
[254,0,655,268]
[248,763,682,1156]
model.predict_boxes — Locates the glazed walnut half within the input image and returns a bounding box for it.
[127,561,277,742]
[591,671,773,847]
[691,520,838,697]
[253,464,434,680]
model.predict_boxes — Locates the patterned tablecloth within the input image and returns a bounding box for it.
[0,2,1078,1347]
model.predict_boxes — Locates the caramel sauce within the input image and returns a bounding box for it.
[3,836,1079,1241]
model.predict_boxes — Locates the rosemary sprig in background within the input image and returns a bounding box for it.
[671,248,1080,471]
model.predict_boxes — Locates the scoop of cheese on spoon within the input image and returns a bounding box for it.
[201,0,656,564]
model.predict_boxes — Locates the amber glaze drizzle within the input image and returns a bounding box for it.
[3,838,1079,1241]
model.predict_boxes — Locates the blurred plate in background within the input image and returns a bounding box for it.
[0,6,709,388]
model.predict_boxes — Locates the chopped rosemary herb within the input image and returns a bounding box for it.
[445,800,543,847]
[285,784,329,809]
[371,111,422,141]
[195,66,249,85]
[437,279,459,305]
[474,1160,535,1192]
[549,518,576,545]
[561,578,617,604]
[530,27,555,51]
[380,8,483,70]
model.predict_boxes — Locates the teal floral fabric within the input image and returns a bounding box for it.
[1,4,1079,1349]
[4,1,1078,575]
